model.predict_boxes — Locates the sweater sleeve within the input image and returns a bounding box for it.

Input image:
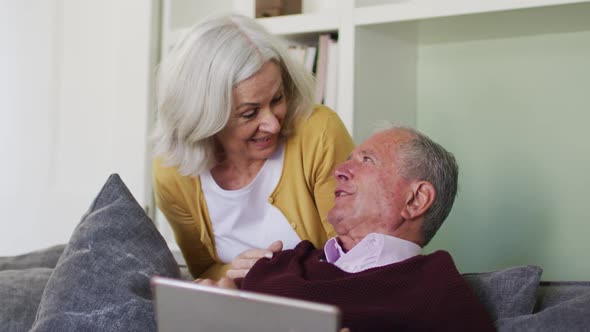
[152,158,221,278]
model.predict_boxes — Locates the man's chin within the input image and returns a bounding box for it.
[327,211,339,227]
[327,214,347,233]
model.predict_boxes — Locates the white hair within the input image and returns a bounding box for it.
[153,13,316,176]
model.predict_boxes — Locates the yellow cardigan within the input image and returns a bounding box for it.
[152,106,354,279]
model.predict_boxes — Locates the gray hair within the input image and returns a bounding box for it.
[153,13,316,176]
[395,127,459,246]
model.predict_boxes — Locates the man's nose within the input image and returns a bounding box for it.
[258,109,281,133]
[334,163,352,182]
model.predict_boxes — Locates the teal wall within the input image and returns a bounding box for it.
[418,4,590,280]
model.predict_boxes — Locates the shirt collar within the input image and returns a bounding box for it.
[323,233,421,273]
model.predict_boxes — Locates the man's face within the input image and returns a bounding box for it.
[327,129,414,246]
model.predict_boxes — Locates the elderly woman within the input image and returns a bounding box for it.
[152,14,354,280]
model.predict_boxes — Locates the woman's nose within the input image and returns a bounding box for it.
[258,110,281,133]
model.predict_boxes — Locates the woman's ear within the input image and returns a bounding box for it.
[401,181,435,220]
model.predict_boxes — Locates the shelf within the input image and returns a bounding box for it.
[353,0,590,26]
[256,12,340,35]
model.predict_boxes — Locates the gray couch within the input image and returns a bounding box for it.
[463,269,590,331]
[2,174,589,331]
[3,245,589,331]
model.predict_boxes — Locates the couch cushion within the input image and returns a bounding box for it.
[535,281,590,311]
[30,174,180,332]
[463,265,542,321]
[0,268,53,332]
[495,286,590,331]
[0,244,65,271]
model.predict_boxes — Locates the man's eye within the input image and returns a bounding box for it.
[242,109,258,119]
[362,156,373,163]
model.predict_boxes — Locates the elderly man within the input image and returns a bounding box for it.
[201,127,495,331]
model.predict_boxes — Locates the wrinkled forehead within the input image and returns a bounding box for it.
[359,129,413,158]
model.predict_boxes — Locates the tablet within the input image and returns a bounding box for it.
[151,276,341,332]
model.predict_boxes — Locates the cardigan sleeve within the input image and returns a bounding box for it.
[309,108,355,238]
[152,158,222,278]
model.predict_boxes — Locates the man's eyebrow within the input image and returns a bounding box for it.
[360,149,380,161]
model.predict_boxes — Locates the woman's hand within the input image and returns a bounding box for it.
[194,277,237,289]
[226,240,283,279]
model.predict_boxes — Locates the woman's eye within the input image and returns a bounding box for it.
[271,95,283,104]
[242,109,258,119]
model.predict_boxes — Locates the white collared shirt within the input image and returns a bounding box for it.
[323,233,421,273]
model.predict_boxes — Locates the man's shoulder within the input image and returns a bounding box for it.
[404,250,455,267]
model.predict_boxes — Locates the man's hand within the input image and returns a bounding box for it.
[194,277,238,289]
[226,240,283,279]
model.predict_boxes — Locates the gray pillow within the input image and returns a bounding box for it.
[0,244,65,270]
[463,265,542,321]
[0,245,64,331]
[495,290,590,331]
[0,268,53,332]
[535,281,590,311]
[30,174,180,332]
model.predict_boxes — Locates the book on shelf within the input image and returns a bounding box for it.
[285,34,338,110]
[314,34,338,110]
[287,45,306,66]
[304,46,317,73]
[287,44,316,73]
[323,37,339,111]
[314,34,330,105]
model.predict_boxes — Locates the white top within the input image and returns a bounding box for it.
[200,143,301,263]
[323,233,422,273]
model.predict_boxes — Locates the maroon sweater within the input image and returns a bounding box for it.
[238,241,495,332]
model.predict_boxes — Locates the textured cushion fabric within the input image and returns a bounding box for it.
[535,281,590,311]
[179,266,193,281]
[463,265,543,321]
[495,290,590,331]
[0,244,65,270]
[0,244,65,331]
[30,174,180,332]
[0,268,53,332]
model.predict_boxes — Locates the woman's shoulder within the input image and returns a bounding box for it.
[153,157,176,179]
[304,105,340,125]
[294,105,347,137]
[153,157,196,190]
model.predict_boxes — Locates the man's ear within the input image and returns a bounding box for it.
[401,181,435,220]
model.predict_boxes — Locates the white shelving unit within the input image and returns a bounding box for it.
[161,0,590,138]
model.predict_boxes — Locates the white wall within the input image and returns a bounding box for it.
[0,0,154,255]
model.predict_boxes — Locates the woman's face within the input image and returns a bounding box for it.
[216,61,287,164]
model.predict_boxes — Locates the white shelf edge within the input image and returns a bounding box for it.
[354,0,590,26]
[256,12,340,35]
[166,12,340,50]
